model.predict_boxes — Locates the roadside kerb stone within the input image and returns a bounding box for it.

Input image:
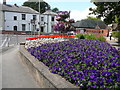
[19,43,79,89]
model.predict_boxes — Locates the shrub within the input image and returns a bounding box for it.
[75,33,84,39]
[112,31,120,42]
[97,36,106,42]
[75,33,106,42]
[85,34,97,40]
[28,39,120,89]
[80,35,85,39]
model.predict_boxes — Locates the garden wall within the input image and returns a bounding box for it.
[19,43,79,89]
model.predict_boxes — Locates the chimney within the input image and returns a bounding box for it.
[3,0,6,5]
[14,3,18,7]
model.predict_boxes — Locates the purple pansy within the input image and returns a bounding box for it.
[27,39,120,89]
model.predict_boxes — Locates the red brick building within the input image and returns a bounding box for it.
[72,20,109,37]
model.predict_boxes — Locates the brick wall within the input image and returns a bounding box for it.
[85,29,108,37]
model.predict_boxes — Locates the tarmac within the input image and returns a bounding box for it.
[0,45,39,88]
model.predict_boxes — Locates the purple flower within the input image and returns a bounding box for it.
[80,84,83,87]
[90,74,95,79]
[91,85,97,88]
[27,39,120,89]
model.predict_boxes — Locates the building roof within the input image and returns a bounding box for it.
[72,20,107,29]
[43,10,57,15]
[0,3,39,14]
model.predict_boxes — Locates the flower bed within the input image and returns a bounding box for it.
[26,35,75,40]
[25,39,68,49]
[27,39,120,89]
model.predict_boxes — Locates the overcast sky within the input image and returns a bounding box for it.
[0,0,96,21]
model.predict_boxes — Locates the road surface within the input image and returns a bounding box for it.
[0,34,34,48]
[0,46,39,88]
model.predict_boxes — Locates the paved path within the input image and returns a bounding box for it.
[105,37,120,49]
[1,46,39,88]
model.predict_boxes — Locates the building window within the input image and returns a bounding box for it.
[13,26,17,31]
[14,16,17,20]
[33,15,36,20]
[22,24,26,31]
[51,17,54,21]
[22,14,26,20]
[41,17,44,21]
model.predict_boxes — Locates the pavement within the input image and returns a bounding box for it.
[105,37,120,49]
[0,45,40,88]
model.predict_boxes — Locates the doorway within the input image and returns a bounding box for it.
[41,27,44,32]
[13,26,17,31]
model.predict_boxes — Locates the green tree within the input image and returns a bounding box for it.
[89,2,120,26]
[89,1,120,41]
[83,16,101,21]
[52,7,59,13]
[22,0,51,13]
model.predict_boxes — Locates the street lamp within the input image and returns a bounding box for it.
[39,0,41,36]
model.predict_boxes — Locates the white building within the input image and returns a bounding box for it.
[41,10,57,33]
[0,2,57,34]
[0,3,39,33]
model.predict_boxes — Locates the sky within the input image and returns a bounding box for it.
[0,0,96,21]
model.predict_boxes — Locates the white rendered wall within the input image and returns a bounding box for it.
[0,10,4,30]
[4,11,39,31]
[3,11,57,33]
[41,14,57,33]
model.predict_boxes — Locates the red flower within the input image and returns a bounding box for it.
[26,35,75,40]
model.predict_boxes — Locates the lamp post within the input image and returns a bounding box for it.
[39,0,41,36]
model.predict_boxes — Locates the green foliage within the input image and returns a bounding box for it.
[112,31,120,38]
[85,34,97,40]
[75,33,84,39]
[80,35,85,39]
[22,0,51,13]
[97,36,106,42]
[75,33,106,42]
[84,16,101,21]
[89,2,120,25]
[52,7,59,13]
[112,31,120,42]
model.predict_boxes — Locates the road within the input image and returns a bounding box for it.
[0,46,39,88]
[0,34,35,48]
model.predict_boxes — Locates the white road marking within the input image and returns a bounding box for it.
[0,37,8,48]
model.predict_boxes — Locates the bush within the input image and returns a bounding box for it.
[80,35,85,39]
[97,36,106,42]
[112,31,120,42]
[75,33,84,39]
[75,33,106,42]
[85,34,97,40]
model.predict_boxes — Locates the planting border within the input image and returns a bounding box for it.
[19,43,78,88]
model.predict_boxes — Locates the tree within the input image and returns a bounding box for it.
[89,1,120,42]
[89,2,120,26]
[83,16,101,21]
[22,0,51,13]
[52,7,59,13]
[53,11,75,33]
